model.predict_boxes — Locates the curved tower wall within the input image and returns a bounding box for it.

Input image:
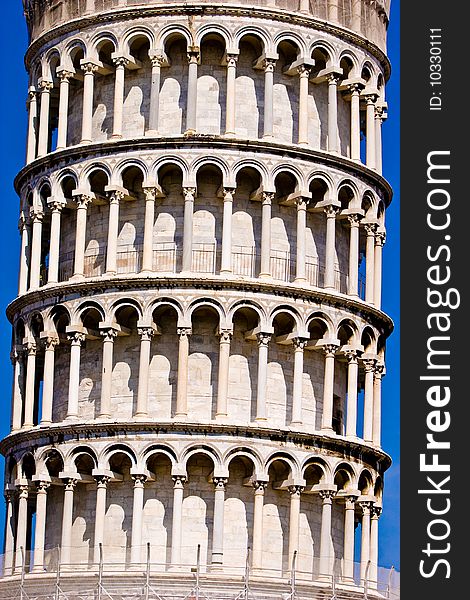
[2,1,394,598]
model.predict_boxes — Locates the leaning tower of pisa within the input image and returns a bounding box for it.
[1,1,395,598]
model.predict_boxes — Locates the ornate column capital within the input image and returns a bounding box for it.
[319,488,337,501]
[63,477,78,492]
[16,483,29,500]
[371,505,383,519]
[100,328,118,343]
[363,92,378,105]
[223,188,235,202]
[253,480,268,493]
[257,332,272,348]
[29,206,44,223]
[57,69,74,82]
[39,79,54,93]
[41,335,60,352]
[347,212,363,227]
[74,194,94,210]
[324,204,339,218]
[172,475,187,488]
[322,343,339,358]
[375,230,386,247]
[18,212,30,232]
[187,50,200,65]
[36,480,51,494]
[374,362,385,378]
[362,356,378,372]
[143,187,157,202]
[293,338,308,351]
[183,188,196,203]
[131,474,147,487]
[27,86,37,103]
[288,485,304,497]
[47,197,67,213]
[363,222,378,237]
[345,495,358,509]
[107,190,126,205]
[344,348,360,363]
[177,327,192,339]
[23,339,37,356]
[297,64,311,78]
[263,58,276,73]
[150,55,167,68]
[112,56,130,69]
[137,327,156,342]
[67,331,86,346]
[262,191,275,205]
[218,329,232,344]
[81,62,99,75]
[226,54,239,68]
[94,475,111,488]
[359,500,374,514]
[213,477,228,490]
[326,72,341,85]
[348,81,365,95]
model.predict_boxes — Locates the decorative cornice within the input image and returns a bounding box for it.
[6,274,394,336]
[23,4,391,81]
[0,420,392,471]
[14,136,393,205]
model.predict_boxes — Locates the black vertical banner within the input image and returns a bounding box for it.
[401,1,467,599]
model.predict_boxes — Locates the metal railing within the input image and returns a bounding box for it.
[0,545,400,600]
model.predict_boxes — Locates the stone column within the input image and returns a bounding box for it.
[319,489,336,579]
[37,79,53,157]
[10,348,24,432]
[14,483,29,572]
[175,328,191,418]
[32,480,50,572]
[29,207,44,290]
[130,474,147,564]
[373,363,385,446]
[141,188,156,273]
[324,205,338,290]
[99,328,118,418]
[343,496,356,583]
[211,477,228,567]
[369,506,382,589]
[362,357,376,442]
[47,198,66,284]
[185,50,199,134]
[298,65,311,145]
[295,197,307,283]
[216,330,232,419]
[256,333,271,421]
[263,59,276,138]
[291,338,307,425]
[72,195,93,278]
[4,490,16,574]
[321,344,338,432]
[364,223,377,304]
[40,336,59,426]
[66,331,86,419]
[359,501,373,584]
[135,327,156,418]
[327,74,340,153]
[345,349,359,438]
[259,192,274,278]
[23,340,37,428]
[18,213,30,295]
[56,70,74,150]
[299,0,310,12]
[288,485,303,571]
[182,188,196,273]
[170,476,186,566]
[364,94,377,170]
[147,56,163,135]
[374,231,385,309]
[80,62,99,144]
[375,105,385,175]
[349,83,362,161]
[60,478,78,567]
[347,214,361,296]
[26,87,38,163]
[105,191,124,275]
[220,188,235,274]
[111,57,129,139]
[225,54,238,136]
[93,476,110,564]
[252,481,267,570]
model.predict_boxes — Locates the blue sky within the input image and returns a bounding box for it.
[0,1,400,571]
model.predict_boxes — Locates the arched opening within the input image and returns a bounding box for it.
[272,171,298,283]
[274,40,300,143]
[160,33,189,135]
[270,311,297,425]
[189,306,221,420]
[122,35,150,137]
[307,179,329,286]
[30,313,45,426]
[83,169,109,277]
[93,39,117,142]
[58,175,78,281]
[197,33,227,134]
[237,34,264,138]
[194,166,224,274]
[264,459,292,575]
[305,317,329,430]
[310,47,331,150]
[155,163,184,273]
[38,184,52,288]
[233,167,262,277]
[116,166,145,274]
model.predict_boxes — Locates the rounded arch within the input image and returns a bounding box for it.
[141,444,178,469]
[121,26,156,55]
[42,47,61,79]
[273,31,307,57]
[47,304,71,335]
[227,300,266,330]
[302,457,332,484]
[361,190,378,218]
[338,49,360,76]
[196,23,232,48]
[358,468,375,495]
[337,178,360,209]
[336,318,360,346]
[157,24,192,51]
[306,311,335,338]
[361,325,377,353]
[361,60,377,83]
[66,445,98,472]
[36,447,65,477]
[271,164,304,192]
[19,452,36,480]
[88,31,118,61]
[232,159,269,190]
[62,38,87,70]
[265,451,301,479]
[100,443,137,469]
[145,297,184,324]
[223,446,263,475]
[269,305,302,333]
[55,168,79,199]
[80,162,112,191]
[308,172,334,205]
[333,462,356,491]
[109,297,144,323]
[152,155,189,185]
[112,158,149,187]
[73,300,106,326]
[186,298,226,326]
[191,156,230,187]
[180,444,222,471]
[234,25,270,53]
[310,41,336,70]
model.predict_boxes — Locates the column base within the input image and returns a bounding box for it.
[294,277,308,285]
[145,129,159,137]
[321,426,335,434]
[258,273,272,279]
[219,269,233,276]
[255,417,268,424]
[80,139,92,145]
[134,413,150,422]
[174,413,188,421]
[184,129,196,136]
[104,270,117,277]
[70,274,85,282]
[224,131,236,138]
[215,413,228,421]
[39,420,52,428]
[111,134,123,140]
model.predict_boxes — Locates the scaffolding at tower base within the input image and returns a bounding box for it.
[0,545,400,600]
